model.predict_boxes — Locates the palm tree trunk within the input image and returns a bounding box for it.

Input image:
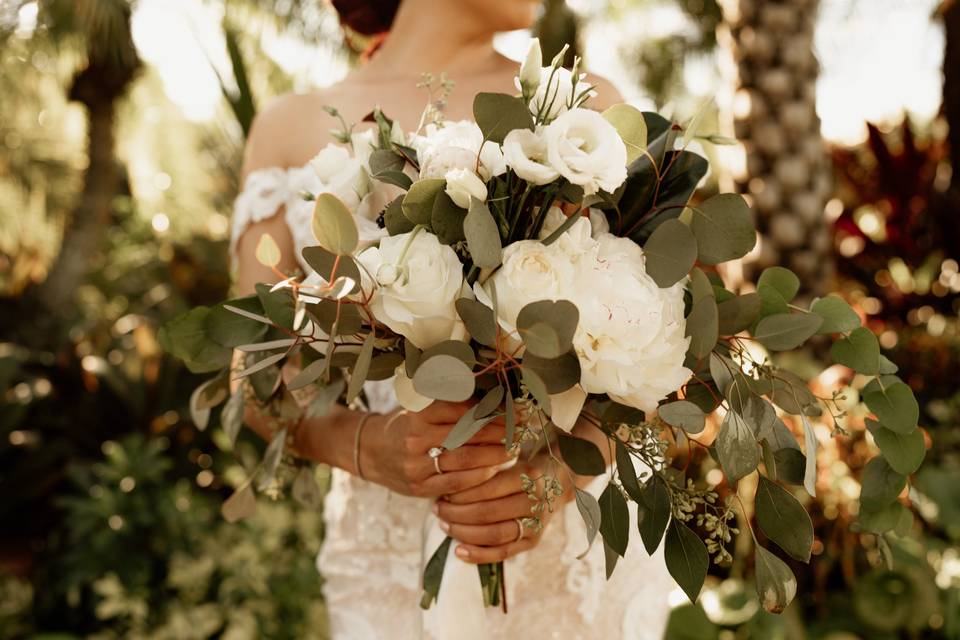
[718,0,833,299]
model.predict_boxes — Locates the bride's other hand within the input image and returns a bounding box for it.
[433,452,569,564]
[357,401,515,498]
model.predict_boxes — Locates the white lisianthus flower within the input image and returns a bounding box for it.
[444,168,488,209]
[544,108,628,195]
[527,67,595,122]
[474,238,577,346]
[572,233,692,412]
[309,143,369,207]
[414,120,506,181]
[357,230,470,349]
[518,38,543,96]
[502,128,559,185]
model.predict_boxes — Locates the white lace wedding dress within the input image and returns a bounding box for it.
[232,164,678,639]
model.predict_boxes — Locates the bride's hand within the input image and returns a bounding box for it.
[433,452,569,564]
[359,401,516,498]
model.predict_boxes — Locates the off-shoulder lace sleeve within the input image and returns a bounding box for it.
[229,167,292,259]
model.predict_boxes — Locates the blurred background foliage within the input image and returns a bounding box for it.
[0,0,957,638]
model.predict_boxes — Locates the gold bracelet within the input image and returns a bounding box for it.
[353,412,375,479]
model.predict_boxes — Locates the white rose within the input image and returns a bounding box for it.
[309,143,369,208]
[572,232,691,412]
[357,230,470,349]
[444,168,488,209]
[527,67,595,121]
[502,128,560,185]
[414,120,506,181]
[475,238,577,346]
[544,108,628,195]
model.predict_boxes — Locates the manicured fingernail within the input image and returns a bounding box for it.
[431,501,439,515]
[439,520,450,533]
[455,546,469,559]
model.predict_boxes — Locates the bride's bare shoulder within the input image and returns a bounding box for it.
[241,85,355,176]
[584,72,623,111]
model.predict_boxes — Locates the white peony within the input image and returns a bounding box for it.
[502,128,559,185]
[444,168,488,209]
[357,230,470,350]
[544,108,628,195]
[525,66,595,122]
[414,120,506,181]
[572,232,691,412]
[309,143,369,209]
[536,207,597,262]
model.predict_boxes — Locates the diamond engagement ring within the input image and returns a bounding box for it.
[428,447,444,474]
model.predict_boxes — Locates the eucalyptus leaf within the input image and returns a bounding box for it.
[521,366,552,413]
[234,351,286,379]
[658,400,706,434]
[189,376,228,431]
[773,448,807,486]
[431,190,466,245]
[312,193,359,255]
[866,418,925,475]
[456,298,498,348]
[463,198,502,268]
[858,501,907,534]
[685,295,718,360]
[221,385,245,446]
[717,293,762,335]
[864,381,919,434]
[811,295,861,334]
[574,486,602,556]
[402,178,445,225]
[709,353,734,397]
[558,433,606,476]
[443,412,500,450]
[221,484,256,523]
[421,537,453,608]
[255,283,296,330]
[830,327,880,375]
[801,414,818,497]
[756,476,813,562]
[690,193,756,265]
[521,351,580,394]
[301,246,362,286]
[599,483,630,557]
[473,92,534,144]
[860,456,906,511]
[642,219,697,287]
[757,267,800,303]
[665,520,709,603]
[384,195,415,235]
[638,475,671,555]
[517,299,579,359]
[412,354,475,402]
[206,297,268,348]
[615,440,643,501]
[754,313,823,351]
[602,104,648,164]
[715,411,760,483]
[159,307,233,374]
[755,546,797,614]
[346,332,376,403]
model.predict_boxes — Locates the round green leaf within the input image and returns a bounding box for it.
[602,103,647,164]
[312,193,359,255]
[455,298,497,348]
[473,92,534,144]
[521,351,580,393]
[717,292,762,335]
[690,193,756,265]
[517,299,579,359]
[830,326,880,375]
[753,313,823,351]
[643,219,697,288]
[659,400,706,434]
[864,381,919,434]
[755,546,797,614]
[866,419,925,475]
[860,456,906,511]
[412,354,476,402]
[755,476,814,562]
[431,190,466,245]
[402,178,445,225]
[715,411,760,482]
[811,295,861,334]
[757,267,800,303]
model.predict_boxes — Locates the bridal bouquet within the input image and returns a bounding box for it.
[161,39,923,618]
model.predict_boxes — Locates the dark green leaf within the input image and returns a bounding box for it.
[715,411,759,483]
[206,297,268,348]
[255,283,296,330]
[521,351,580,394]
[159,307,233,373]
[443,412,500,450]
[773,448,807,485]
[860,456,906,511]
[346,332,376,403]
[473,92,534,144]
[312,193,359,255]
[615,440,643,501]
[517,299,579,359]
[685,295,718,359]
[642,219,697,287]
[756,476,813,562]
[638,475,671,555]
[599,483,629,557]
[864,381,919,434]
[717,292,762,335]
[574,486,602,554]
[402,178,445,225]
[558,433,606,476]
[521,366,551,413]
[301,246,362,286]
[420,536,453,608]
[456,298,498,348]
[757,267,800,303]
[665,520,709,603]
[658,400,706,434]
[811,295,861,334]
[866,419,925,475]
[431,190,466,245]
[384,195,415,235]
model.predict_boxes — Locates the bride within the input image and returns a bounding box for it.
[231,0,676,637]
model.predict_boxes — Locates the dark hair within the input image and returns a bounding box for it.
[331,0,400,36]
